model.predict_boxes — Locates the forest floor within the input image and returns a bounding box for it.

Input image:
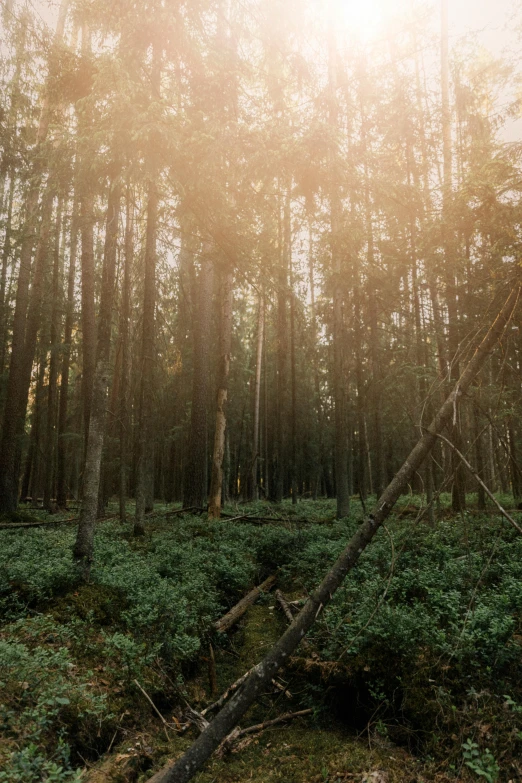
[1,497,522,783]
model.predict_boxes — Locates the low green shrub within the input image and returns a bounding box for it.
[0,616,112,781]
[2,500,522,775]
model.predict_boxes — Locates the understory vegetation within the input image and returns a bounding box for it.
[1,498,522,782]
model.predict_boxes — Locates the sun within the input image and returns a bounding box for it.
[325,0,391,41]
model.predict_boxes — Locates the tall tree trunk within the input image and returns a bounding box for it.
[182,248,214,510]
[0,173,15,374]
[473,400,486,510]
[508,419,520,501]
[288,209,298,505]
[21,348,47,503]
[56,196,79,508]
[80,191,96,442]
[359,59,384,500]
[441,0,465,512]
[329,25,349,518]
[249,291,264,501]
[308,224,323,499]
[43,200,63,510]
[208,267,233,519]
[354,283,368,502]
[119,185,133,522]
[134,178,159,535]
[269,193,287,502]
[73,174,121,576]
[78,25,96,451]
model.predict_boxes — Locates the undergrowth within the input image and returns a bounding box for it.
[0,496,521,780]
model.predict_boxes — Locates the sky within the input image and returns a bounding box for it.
[451,0,516,52]
[27,0,522,141]
[450,0,521,140]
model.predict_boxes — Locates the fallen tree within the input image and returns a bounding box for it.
[214,574,277,633]
[147,282,520,783]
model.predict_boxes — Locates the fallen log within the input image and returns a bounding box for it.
[214,574,277,634]
[163,507,203,518]
[0,512,121,531]
[216,513,253,523]
[0,519,71,530]
[235,515,287,524]
[275,589,296,624]
[146,282,520,783]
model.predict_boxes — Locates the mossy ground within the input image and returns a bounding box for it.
[84,603,457,783]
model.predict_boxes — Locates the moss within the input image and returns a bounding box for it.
[138,723,456,783]
[235,602,284,670]
[49,583,128,625]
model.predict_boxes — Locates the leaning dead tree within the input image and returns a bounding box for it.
[147,282,520,783]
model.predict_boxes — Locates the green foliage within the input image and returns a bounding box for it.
[0,529,78,617]
[462,739,500,782]
[0,741,82,783]
[0,616,111,781]
[2,502,522,775]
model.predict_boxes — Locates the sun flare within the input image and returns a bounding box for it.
[325,0,392,41]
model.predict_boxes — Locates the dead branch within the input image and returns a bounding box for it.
[436,433,522,535]
[276,590,311,651]
[214,574,277,634]
[217,708,313,755]
[133,679,170,741]
[216,513,253,523]
[275,589,295,624]
[201,668,254,717]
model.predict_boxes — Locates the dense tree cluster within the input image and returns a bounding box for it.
[1,0,522,569]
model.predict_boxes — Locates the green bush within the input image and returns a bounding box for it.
[0,616,111,781]
[2,501,522,773]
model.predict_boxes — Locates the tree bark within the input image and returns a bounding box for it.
[270,193,288,503]
[328,24,350,518]
[289,227,298,505]
[441,0,465,512]
[78,26,96,449]
[134,45,162,533]
[0,174,15,374]
[208,267,233,519]
[119,185,133,522]
[43,200,63,510]
[134,177,159,535]
[214,574,277,634]
[73,175,121,577]
[182,247,214,510]
[249,291,264,501]
[56,196,79,508]
[147,282,520,783]
[79,189,96,442]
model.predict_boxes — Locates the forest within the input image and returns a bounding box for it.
[2,0,522,780]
